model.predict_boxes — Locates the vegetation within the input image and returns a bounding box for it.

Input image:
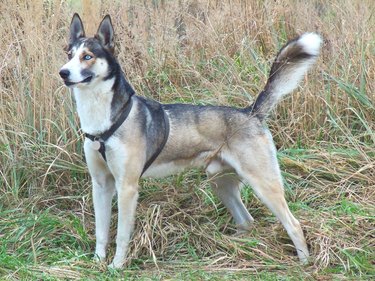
[0,0,374,280]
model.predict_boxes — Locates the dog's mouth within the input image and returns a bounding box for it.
[64,76,93,87]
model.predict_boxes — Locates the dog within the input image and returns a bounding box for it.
[59,13,321,269]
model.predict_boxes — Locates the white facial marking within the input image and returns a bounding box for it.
[60,40,115,134]
[60,44,86,83]
[60,42,110,89]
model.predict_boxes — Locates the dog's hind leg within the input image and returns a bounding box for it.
[228,133,309,263]
[244,173,309,263]
[206,161,254,233]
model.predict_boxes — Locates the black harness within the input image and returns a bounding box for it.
[85,96,169,176]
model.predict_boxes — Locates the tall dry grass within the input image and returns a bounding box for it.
[0,0,374,278]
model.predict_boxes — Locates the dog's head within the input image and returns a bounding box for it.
[59,14,116,88]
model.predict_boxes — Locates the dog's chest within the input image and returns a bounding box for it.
[73,87,113,135]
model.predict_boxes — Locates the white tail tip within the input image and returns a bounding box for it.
[298,33,322,56]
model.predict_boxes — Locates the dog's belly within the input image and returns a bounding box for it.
[142,152,212,178]
[142,162,186,178]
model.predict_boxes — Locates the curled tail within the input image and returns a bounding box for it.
[250,33,322,120]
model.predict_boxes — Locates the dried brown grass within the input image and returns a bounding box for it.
[0,0,374,279]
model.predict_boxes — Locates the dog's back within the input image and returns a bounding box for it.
[148,33,322,177]
[59,13,321,268]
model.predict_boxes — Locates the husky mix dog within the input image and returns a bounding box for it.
[59,13,321,268]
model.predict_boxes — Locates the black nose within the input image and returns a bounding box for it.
[59,69,70,79]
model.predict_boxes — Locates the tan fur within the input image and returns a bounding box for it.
[60,14,321,269]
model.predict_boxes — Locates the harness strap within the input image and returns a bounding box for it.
[141,109,169,176]
[85,96,133,161]
[85,134,107,161]
[85,98,170,178]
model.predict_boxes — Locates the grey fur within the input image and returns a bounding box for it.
[59,14,322,269]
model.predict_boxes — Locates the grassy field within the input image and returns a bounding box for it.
[0,0,374,280]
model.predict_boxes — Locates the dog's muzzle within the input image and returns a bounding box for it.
[59,69,93,86]
[59,69,70,79]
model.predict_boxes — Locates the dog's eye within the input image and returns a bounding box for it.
[67,52,72,59]
[83,54,92,60]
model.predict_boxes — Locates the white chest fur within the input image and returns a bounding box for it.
[73,78,115,135]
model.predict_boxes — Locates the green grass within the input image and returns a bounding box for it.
[1,166,374,280]
[1,0,374,280]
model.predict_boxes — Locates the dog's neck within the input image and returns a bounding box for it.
[73,70,134,136]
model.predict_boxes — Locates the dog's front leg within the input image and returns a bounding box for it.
[109,179,139,269]
[85,141,117,263]
[92,176,116,262]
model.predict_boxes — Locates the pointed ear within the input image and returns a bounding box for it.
[95,15,114,53]
[69,13,85,44]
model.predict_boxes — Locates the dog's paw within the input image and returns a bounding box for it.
[297,250,310,265]
[235,221,254,236]
[93,253,106,263]
[108,257,126,270]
